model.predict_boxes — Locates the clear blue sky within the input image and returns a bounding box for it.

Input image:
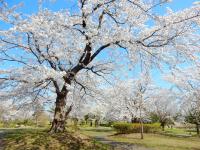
[5,0,196,14]
[0,0,197,88]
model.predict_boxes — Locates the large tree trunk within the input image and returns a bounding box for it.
[49,93,68,133]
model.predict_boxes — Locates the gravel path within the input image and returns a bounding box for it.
[94,136,152,150]
[0,130,5,150]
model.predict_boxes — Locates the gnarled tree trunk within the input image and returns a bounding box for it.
[49,87,72,133]
[49,40,92,133]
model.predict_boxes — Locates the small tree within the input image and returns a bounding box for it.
[32,102,44,127]
[0,104,6,122]
[94,114,101,127]
[185,108,200,135]
[147,89,176,131]
[33,108,50,127]
[149,112,174,131]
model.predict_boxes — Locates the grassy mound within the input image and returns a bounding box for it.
[2,128,109,150]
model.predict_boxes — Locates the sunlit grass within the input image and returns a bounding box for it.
[109,133,200,150]
[80,127,200,150]
[2,127,200,150]
[162,128,196,136]
[80,126,116,137]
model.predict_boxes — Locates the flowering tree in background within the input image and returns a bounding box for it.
[1,0,200,133]
[119,74,152,139]
[102,74,156,139]
[185,107,200,135]
[165,67,200,134]
[0,104,6,122]
[146,88,177,130]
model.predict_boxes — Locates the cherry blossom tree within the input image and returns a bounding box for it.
[1,0,200,133]
[102,76,147,116]
[122,74,152,139]
[102,74,155,139]
[146,88,177,131]
[184,106,200,135]
[165,67,200,134]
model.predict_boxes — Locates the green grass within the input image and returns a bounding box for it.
[162,128,196,136]
[80,126,200,150]
[80,126,116,137]
[109,133,200,150]
[2,127,199,150]
[1,128,109,150]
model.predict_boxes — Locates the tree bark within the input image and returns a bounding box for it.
[139,108,144,139]
[48,40,94,133]
[140,121,144,139]
[196,124,199,135]
[161,122,165,131]
[162,126,165,131]
[49,93,68,133]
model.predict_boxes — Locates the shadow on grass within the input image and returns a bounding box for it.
[3,128,108,150]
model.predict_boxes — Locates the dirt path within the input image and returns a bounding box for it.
[94,136,152,150]
[0,130,5,150]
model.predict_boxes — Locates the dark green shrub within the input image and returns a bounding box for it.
[100,121,114,127]
[99,123,111,127]
[112,122,133,134]
[113,122,161,134]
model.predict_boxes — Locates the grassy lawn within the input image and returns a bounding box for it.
[162,128,196,136]
[80,126,116,137]
[80,126,200,150]
[109,133,200,150]
[1,128,109,150]
[2,127,200,150]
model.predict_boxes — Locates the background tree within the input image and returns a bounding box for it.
[32,101,50,127]
[165,67,200,135]
[185,107,200,135]
[0,104,6,122]
[147,88,177,131]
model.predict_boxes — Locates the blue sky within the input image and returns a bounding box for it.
[5,0,197,14]
[0,0,197,88]
[1,0,197,35]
